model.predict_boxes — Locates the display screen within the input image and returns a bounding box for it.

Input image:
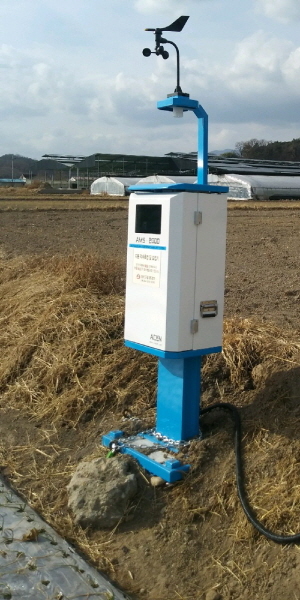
[135,204,162,234]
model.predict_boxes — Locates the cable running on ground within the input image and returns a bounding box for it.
[201,402,300,544]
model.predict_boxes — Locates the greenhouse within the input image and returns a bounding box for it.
[90,176,126,196]
[90,174,196,196]
[208,174,300,200]
[90,170,300,201]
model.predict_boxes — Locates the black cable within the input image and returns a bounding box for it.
[200,402,300,544]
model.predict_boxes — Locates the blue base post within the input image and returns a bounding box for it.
[156,356,201,441]
[102,356,201,482]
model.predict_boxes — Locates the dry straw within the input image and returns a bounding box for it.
[0,253,156,427]
[0,252,299,586]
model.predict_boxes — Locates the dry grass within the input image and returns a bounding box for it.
[0,253,299,586]
[0,198,127,211]
[0,253,157,427]
[203,317,300,388]
[0,252,157,569]
[199,318,300,540]
[0,186,300,212]
[228,200,300,210]
[0,183,128,210]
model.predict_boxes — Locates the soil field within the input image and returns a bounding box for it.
[0,201,300,600]
[1,204,300,330]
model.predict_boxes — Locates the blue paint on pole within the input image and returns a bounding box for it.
[124,339,222,359]
[156,95,210,186]
[156,356,201,441]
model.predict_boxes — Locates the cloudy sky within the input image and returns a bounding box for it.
[1,0,300,159]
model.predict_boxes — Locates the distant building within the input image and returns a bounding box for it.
[38,151,300,199]
[0,178,26,187]
[78,152,196,179]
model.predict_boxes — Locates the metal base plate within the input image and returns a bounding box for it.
[102,430,190,483]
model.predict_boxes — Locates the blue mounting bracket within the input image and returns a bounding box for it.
[102,430,190,484]
[158,95,209,185]
[128,94,228,195]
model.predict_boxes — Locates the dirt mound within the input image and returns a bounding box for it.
[0,254,299,600]
[32,180,53,190]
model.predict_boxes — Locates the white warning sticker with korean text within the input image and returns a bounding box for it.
[133,249,161,287]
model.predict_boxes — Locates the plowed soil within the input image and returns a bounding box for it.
[1,206,300,330]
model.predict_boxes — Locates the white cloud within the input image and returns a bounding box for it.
[283,47,300,87]
[3,25,300,159]
[162,29,300,139]
[226,31,293,92]
[0,41,173,156]
[134,0,199,15]
[223,30,300,116]
[2,1,300,158]
[256,0,300,22]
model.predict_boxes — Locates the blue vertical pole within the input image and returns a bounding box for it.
[156,356,201,442]
[194,107,208,185]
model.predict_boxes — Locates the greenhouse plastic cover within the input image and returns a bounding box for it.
[0,476,129,600]
[208,173,300,200]
[137,175,175,184]
[90,173,300,199]
[90,175,198,195]
[91,176,125,196]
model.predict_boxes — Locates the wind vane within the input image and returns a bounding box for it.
[142,15,189,97]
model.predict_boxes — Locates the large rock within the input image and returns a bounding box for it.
[67,456,138,529]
